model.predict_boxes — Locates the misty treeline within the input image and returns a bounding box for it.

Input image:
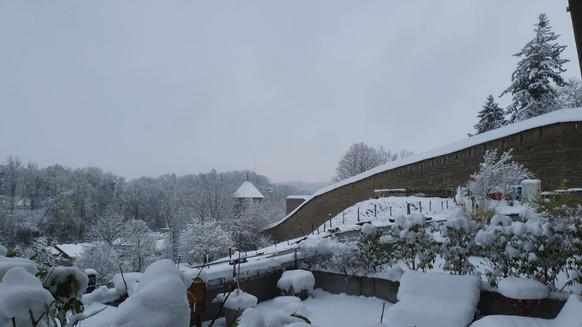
[0,156,296,254]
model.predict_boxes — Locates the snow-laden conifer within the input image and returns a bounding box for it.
[474,95,506,134]
[501,13,568,123]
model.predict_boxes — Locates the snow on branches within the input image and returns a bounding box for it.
[467,149,533,207]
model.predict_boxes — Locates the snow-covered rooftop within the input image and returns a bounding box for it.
[233,181,265,199]
[266,108,582,230]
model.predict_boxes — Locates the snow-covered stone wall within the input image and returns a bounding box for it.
[266,109,582,242]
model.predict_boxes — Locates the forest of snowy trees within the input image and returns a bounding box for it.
[0,156,303,273]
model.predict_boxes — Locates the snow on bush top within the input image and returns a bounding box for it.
[214,289,258,310]
[360,223,377,236]
[277,269,315,294]
[393,213,426,229]
[445,209,473,230]
[0,245,6,256]
[43,266,89,300]
[0,267,55,327]
[111,259,191,327]
[0,255,38,277]
[498,276,549,300]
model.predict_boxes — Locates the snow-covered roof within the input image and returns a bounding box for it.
[52,243,93,259]
[266,108,582,230]
[286,195,310,200]
[233,181,265,199]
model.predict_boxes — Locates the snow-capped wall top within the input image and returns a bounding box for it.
[266,108,582,230]
[233,181,265,199]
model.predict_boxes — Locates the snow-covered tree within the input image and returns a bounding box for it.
[227,200,273,251]
[87,211,126,245]
[76,242,121,283]
[178,219,233,264]
[467,149,533,207]
[333,143,412,181]
[117,219,156,272]
[474,95,506,134]
[557,77,582,109]
[501,13,568,123]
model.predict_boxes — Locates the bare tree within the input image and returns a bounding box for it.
[333,143,413,182]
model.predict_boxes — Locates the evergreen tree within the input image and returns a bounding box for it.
[501,13,568,123]
[474,95,506,134]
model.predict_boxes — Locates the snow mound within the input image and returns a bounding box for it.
[83,285,123,305]
[113,272,142,296]
[0,245,7,256]
[237,308,266,327]
[111,259,191,327]
[498,277,549,300]
[0,255,38,277]
[277,270,315,294]
[0,267,55,327]
[215,289,258,310]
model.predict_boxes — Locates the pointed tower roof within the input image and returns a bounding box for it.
[233,181,265,199]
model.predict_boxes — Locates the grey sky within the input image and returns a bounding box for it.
[0,0,579,183]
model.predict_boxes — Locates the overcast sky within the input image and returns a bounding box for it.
[0,0,579,183]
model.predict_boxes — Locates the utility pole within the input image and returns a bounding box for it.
[568,0,582,77]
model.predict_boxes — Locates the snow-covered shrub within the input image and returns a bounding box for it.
[0,267,55,327]
[511,212,573,289]
[43,266,89,326]
[112,259,192,327]
[467,149,533,207]
[440,210,479,275]
[277,270,315,298]
[388,213,438,271]
[353,223,391,273]
[475,214,516,286]
[299,236,358,275]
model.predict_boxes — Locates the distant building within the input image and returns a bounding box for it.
[286,195,310,214]
[233,181,264,204]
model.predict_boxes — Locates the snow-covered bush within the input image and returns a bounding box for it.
[43,266,89,326]
[511,212,573,289]
[475,214,517,286]
[299,236,358,275]
[440,210,479,275]
[467,149,533,208]
[476,211,577,289]
[0,267,55,327]
[111,259,192,327]
[277,270,315,298]
[353,223,391,273]
[388,213,438,271]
